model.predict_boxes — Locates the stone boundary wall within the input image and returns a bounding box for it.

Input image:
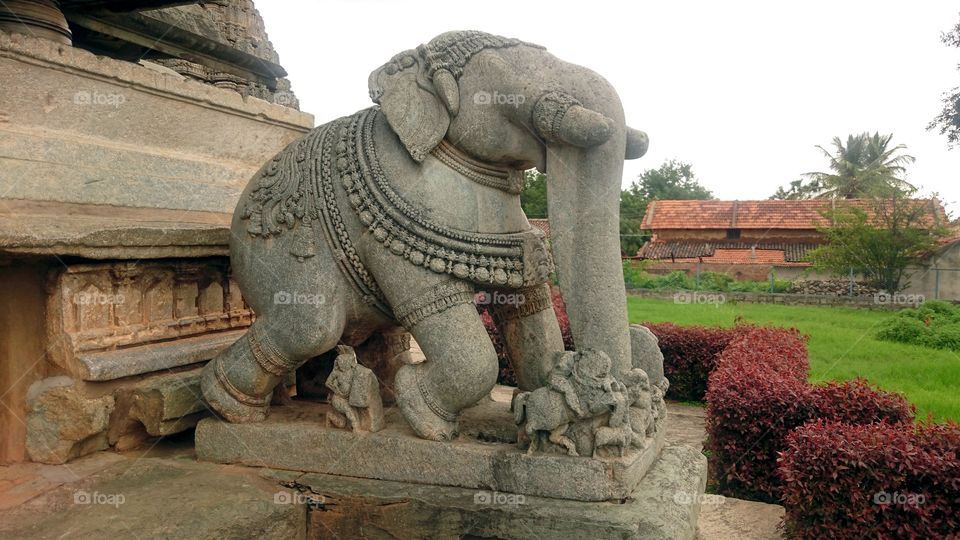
[625,288,937,310]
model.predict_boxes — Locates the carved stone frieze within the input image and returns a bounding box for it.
[46,258,253,381]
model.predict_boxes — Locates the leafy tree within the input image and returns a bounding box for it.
[519,169,547,218]
[807,193,949,292]
[619,184,650,256]
[620,160,713,255]
[930,16,960,146]
[772,133,915,199]
[630,160,714,201]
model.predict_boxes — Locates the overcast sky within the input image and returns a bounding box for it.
[256,0,960,216]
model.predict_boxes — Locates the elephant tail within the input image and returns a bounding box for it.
[512,392,529,425]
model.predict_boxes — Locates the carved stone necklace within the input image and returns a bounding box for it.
[240,108,554,320]
[430,140,525,195]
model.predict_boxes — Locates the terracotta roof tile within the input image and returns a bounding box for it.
[641,199,947,231]
[638,241,817,263]
[528,218,550,237]
[704,248,787,264]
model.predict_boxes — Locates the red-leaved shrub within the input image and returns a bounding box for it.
[644,322,735,401]
[811,379,915,425]
[551,287,575,351]
[705,326,914,502]
[778,419,960,539]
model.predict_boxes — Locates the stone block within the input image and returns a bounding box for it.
[25,377,113,464]
[285,444,706,539]
[0,31,313,213]
[196,399,665,502]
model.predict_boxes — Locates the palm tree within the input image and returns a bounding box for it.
[804,132,915,199]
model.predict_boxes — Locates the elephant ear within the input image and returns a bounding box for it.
[369,50,450,162]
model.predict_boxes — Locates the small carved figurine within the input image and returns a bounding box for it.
[593,368,651,457]
[514,349,627,456]
[325,345,384,432]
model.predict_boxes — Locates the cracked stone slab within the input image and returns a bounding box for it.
[196,399,666,502]
[270,444,706,539]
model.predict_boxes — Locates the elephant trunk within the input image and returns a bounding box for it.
[545,120,632,377]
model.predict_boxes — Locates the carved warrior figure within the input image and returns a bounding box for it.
[325,346,384,432]
[514,350,653,457]
[201,30,649,441]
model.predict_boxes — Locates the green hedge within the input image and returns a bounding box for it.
[623,264,791,293]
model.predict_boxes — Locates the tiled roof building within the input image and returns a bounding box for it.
[636,199,949,280]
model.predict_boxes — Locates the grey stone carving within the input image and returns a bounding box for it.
[200,30,649,441]
[325,345,384,432]
[513,350,658,457]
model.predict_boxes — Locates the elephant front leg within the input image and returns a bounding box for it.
[488,284,564,390]
[390,281,499,441]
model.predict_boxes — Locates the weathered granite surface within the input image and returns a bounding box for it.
[0,6,309,466]
[282,444,706,540]
[200,30,651,446]
[0,31,312,213]
[0,455,304,539]
[25,377,113,464]
[196,399,665,502]
[1,402,779,539]
[0,199,233,260]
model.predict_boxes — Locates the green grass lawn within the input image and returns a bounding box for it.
[626,296,960,423]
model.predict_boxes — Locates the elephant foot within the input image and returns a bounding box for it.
[394,364,458,441]
[201,358,269,423]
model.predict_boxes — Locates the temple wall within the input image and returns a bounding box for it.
[0,30,312,463]
[0,31,313,212]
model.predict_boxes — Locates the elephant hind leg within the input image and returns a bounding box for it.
[393,300,500,441]
[201,305,345,423]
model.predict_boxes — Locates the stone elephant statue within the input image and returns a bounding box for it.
[201,30,649,441]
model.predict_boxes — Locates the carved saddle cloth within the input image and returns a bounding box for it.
[240,107,553,317]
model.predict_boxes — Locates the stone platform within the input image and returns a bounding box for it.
[196,397,665,502]
[286,444,707,539]
[0,402,734,539]
[0,441,706,540]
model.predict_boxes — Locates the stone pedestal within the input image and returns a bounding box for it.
[197,393,707,538]
[273,445,707,540]
[197,398,665,502]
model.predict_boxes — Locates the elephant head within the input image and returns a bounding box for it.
[368,31,648,377]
